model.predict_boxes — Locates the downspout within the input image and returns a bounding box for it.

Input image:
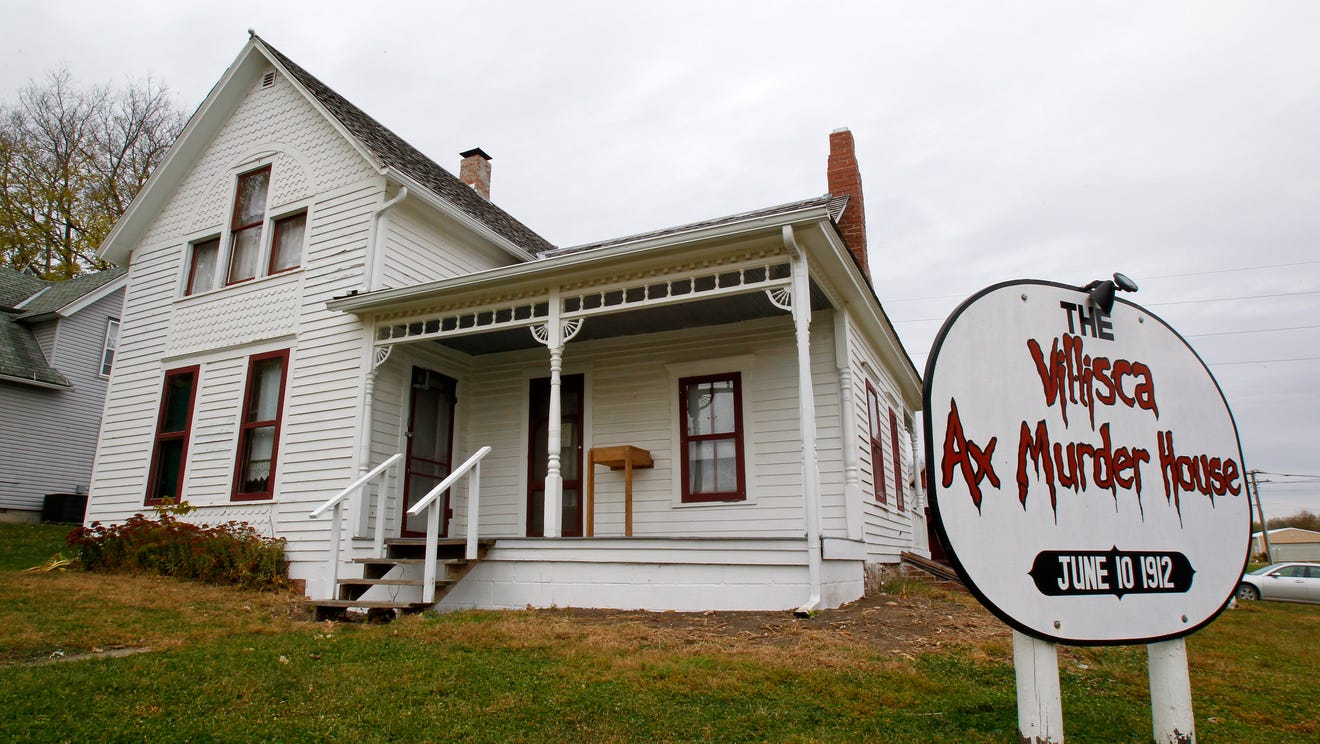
[362,186,408,292]
[785,225,824,617]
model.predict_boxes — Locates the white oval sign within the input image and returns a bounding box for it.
[924,280,1250,644]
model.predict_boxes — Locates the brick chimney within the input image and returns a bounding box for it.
[458,147,492,199]
[826,128,869,281]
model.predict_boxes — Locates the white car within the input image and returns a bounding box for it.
[1236,562,1320,604]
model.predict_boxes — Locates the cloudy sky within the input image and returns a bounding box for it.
[5,1,1317,519]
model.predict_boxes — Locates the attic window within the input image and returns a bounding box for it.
[261,71,276,88]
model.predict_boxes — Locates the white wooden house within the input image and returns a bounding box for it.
[85,35,923,614]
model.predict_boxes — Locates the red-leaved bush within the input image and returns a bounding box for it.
[67,510,286,590]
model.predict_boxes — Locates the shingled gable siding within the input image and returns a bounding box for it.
[404,312,846,541]
[846,315,917,563]
[0,290,123,515]
[86,68,379,547]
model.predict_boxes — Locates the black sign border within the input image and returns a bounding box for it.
[922,279,1250,646]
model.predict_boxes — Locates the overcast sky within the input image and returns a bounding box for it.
[5,1,1317,519]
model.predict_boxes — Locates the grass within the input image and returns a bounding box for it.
[0,524,1315,742]
[0,522,73,571]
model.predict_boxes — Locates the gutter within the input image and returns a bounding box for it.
[0,372,71,390]
[328,202,834,313]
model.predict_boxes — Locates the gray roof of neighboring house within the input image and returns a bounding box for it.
[0,267,126,387]
[256,37,555,256]
[543,194,849,258]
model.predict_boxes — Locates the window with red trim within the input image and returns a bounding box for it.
[890,407,905,511]
[226,167,271,285]
[146,366,200,505]
[232,349,289,500]
[268,211,305,274]
[679,372,746,502]
[866,381,886,504]
[187,237,220,295]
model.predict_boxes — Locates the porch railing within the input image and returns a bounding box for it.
[406,446,492,603]
[307,453,403,595]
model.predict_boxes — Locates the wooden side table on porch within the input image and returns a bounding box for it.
[585,445,654,537]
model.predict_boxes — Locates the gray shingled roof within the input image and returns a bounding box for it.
[256,36,555,256]
[543,194,848,258]
[0,267,125,387]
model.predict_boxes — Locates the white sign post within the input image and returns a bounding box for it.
[924,280,1249,742]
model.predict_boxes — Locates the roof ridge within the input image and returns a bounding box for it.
[252,35,555,255]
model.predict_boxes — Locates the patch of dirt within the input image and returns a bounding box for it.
[552,585,1009,657]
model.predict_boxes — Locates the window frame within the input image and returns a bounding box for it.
[678,371,747,503]
[99,317,120,378]
[889,407,905,511]
[225,166,272,286]
[231,348,291,501]
[186,236,221,296]
[145,365,200,506]
[267,209,307,275]
[866,381,887,504]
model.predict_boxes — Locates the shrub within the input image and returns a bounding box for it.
[66,504,287,590]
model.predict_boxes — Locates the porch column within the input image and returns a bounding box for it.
[833,308,864,541]
[784,226,824,612]
[531,289,583,538]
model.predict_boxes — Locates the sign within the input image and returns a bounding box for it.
[924,280,1249,644]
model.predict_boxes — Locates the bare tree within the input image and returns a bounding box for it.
[0,69,186,279]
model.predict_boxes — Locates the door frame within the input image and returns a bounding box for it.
[402,366,458,538]
[526,373,586,537]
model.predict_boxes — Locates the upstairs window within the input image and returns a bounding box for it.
[269,211,306,274]
[146,366,199,505]
[187,237,220,295]
[866,381,887,504]
[233,349,289,500]
[227,167,271,284]
[679,372,746,503]
[99,318,120,378]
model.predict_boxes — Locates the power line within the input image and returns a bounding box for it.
[1257,470,1320,479]
[1145,289,1320,307]
[1186,324,1320,338]
[1210,356,1320,366]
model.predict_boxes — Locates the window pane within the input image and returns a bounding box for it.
[238,425,275,493]
[188,238,219,294]
[100,319,119,377]
[688,438,738,494]
[228,227,261,283]
[233,169,269,228]
[246,357,284,422]
[271,212,305,272]
[151,439,184,501]
[161,371,195,433]
[686,381,734,436]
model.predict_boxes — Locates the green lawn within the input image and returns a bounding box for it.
[0,523,1314,742]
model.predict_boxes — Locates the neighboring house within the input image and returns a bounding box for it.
[1,266,127,522]
[84,34,922,613]
[1252,527,1320,562]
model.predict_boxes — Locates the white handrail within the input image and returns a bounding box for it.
[407,446,492,516]
[407,446,492,602]
[309,453,404,518]
[306,453,403,598]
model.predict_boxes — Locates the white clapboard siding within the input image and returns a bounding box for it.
[379,201,519,287]
[846,315,918,562]
[86,64,378,539]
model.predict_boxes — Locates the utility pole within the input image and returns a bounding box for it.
[1248,470,1272,562]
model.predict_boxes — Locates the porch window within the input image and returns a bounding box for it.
[226,166,271,285]
[890,407,904,511]
[866,381,887,504]
[99,318,119,378]
[679,372,746,502]
[186,237,220,295]
[232,349,289,500]
[146,366,200,505]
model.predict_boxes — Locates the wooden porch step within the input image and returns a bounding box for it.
[351,557,467,567]
[336,577,454,588]
[311,599,429,610]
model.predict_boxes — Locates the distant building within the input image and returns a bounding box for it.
[1252,527,1320,562]
[1,266,127,522]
